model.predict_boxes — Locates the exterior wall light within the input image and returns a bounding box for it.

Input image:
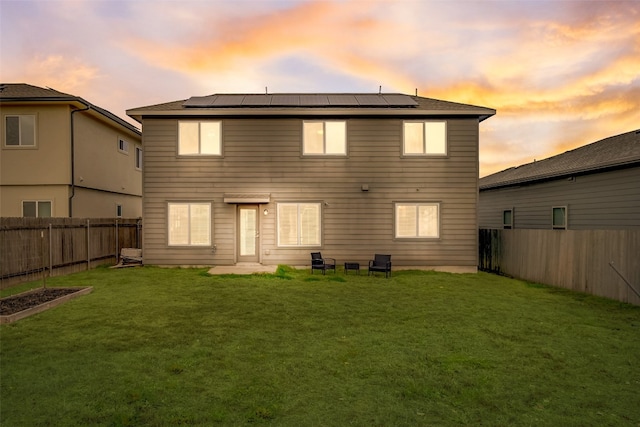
[263,209,269,216]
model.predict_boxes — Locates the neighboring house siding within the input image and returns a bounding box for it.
[1,104,71,187]
[142,117,480,267]
[0,84,142,218]
[73,113,142,217]
[478,166,640,229]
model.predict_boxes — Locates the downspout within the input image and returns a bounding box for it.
[69,103,91,217]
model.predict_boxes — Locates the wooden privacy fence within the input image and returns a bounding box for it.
[0,217,141,289]
[479,228,640,305]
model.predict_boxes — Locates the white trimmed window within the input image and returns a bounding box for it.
[116,204,123,218]
[552,206,567,229]
[178,121,221,155]
[135,147,143,170]
[5,115,36,147]
[168,202,211,246]
[395,203,439,238]
[277,203,321,246]
[403,121,447,155]
[23,200,51,218]
[118,138,129,153]
[303,121,346,155]
[503,209,513,229]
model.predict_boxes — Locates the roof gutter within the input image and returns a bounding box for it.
[69,103,91,217]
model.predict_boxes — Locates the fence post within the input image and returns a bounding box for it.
[86,219,91,270]
[40,230,46,288]
[49,223,53,277]
[115,219,119,264]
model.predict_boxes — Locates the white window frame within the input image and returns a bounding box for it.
[402,120,447,156]
[178,121,222,156]
[302,120,347,156]
[394,202,440,239]
[167,202,212,246]
[135,146,143,170]
[503,209,513,229]
[116,204,123,218]
[4,114,37,147]
[277,202,322,247]
[552,206,567,229]
[22,200,52,218]
[118,138,129,153]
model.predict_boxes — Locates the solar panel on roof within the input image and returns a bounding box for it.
[299,94,330,106]
[241,95,270,106]
[213,95,246,106]
[182,96,215,107]
[327,95,359,106]
[382,94,418,106]
[271,95,300,106]
[355,94,388,106]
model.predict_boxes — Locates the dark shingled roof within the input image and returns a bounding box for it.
[127,93,495,122]
[0,83,140,134]
[0,83,76,99]
[480,129,640,190]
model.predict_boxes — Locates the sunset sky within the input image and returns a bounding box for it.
[1,0,638,177]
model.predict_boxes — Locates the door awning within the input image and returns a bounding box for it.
[223,193,270,204]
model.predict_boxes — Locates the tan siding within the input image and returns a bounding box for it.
[142,117,480,267]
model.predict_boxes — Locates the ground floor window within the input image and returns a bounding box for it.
[552,206,567,229]
[395,202,439,238]
[277,202,321,246]
[22,200,51,217]
[168,202,211,246]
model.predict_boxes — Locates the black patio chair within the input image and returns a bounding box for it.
[311,252,336,275]
[368,254,392,278]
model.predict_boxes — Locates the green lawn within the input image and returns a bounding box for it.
[1,266,639,426]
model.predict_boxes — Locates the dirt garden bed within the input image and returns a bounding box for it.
[0,287,92,324]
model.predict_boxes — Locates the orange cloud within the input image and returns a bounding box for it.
[2,54,101,94]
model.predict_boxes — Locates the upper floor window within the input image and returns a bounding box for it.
[395,202,439,238]
[135,147,143,170]
[403,121,447,155]
[277,202,321,247]
[5,115,36,147]
[23,200,51,218]
[178,121,221,156]
[552,206,567,229]
[303,121,346,155]
[118,138,129,153]
[168,202,211,246]
[503,209,513,229]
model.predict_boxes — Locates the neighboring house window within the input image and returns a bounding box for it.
[277,203,321,246]
[552,206,567,229]
[403,121,447,155]
[118,138,129,153]
[395,202,439,238]
[178,121,221,155]
[135,147,143,170]
[303,121,346,155]
[168,202,211,246]
[4,115,36,147]
[116,204,123,218]
[503,209,513,229]
[23,201,51,218]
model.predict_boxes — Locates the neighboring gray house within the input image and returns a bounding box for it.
[479,129,640,230]
[127,93,494,271]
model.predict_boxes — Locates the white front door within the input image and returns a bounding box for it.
[238,205,259,263]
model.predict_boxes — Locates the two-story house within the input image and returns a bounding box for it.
[127,93,494,270]
[1,83,142,218]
